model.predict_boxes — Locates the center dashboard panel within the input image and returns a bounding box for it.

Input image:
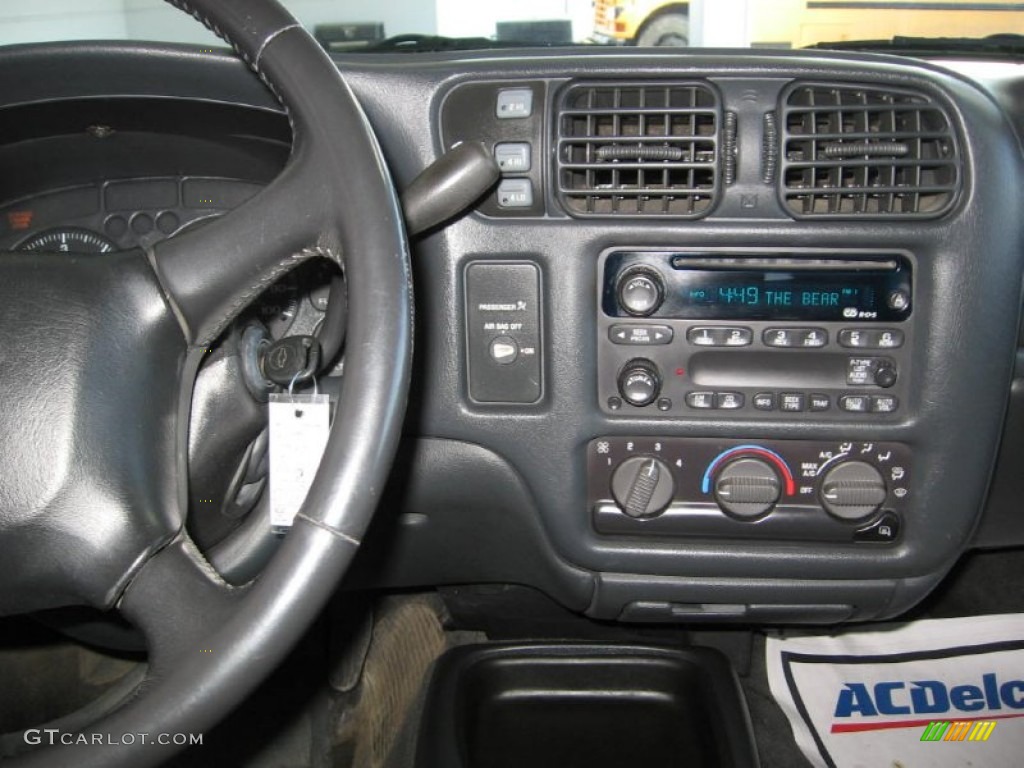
[409,46,1024,627]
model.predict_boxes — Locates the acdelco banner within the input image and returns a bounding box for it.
[767,614,1024,767]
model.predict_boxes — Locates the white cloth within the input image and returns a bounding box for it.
[766,614,1024,767]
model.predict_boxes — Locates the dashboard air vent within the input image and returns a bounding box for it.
[557,82,720,217]
[781,83,959,218]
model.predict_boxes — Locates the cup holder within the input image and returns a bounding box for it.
[415,644,759,768]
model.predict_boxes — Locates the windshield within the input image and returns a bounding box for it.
[1,0,1022,52]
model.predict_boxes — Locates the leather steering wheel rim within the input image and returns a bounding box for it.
[2,1,412,765]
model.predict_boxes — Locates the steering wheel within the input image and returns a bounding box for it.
[0,1,411,765]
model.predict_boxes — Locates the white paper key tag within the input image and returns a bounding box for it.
[268,393,331,530]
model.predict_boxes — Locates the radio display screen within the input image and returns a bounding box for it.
[603,253,912,322]
[678,272,886,320]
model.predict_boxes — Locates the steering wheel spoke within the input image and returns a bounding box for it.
[151,151,330,348]
[117,537,245,675]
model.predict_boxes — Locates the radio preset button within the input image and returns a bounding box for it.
[609,324,673,346]
[763,328,828,348]
[723,328,753,346]
[764,328,795,348]
[839,329,870,348]
[779,393,806,412]
[686,391,716,410]
[687,326,752,347]
[839,328,905,349]
[876,330,904,349]
[840,395,871,413]
[799,328,828,348]
[715,392,745,410]
[753,393,776,411]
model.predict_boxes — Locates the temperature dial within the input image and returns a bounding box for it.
[611,456,675,518]
[713,458,781,519]
[819,461,887,521]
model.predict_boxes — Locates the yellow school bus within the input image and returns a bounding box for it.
[593,0,1024,48]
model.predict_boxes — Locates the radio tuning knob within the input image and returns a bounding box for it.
[819,461,887,521]
[713,458,781,519]
[617,268,664,316]
[611,456,675,518]
[617,359,661,407]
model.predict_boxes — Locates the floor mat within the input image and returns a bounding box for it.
[331,595,447,768]
[766,614,1024,768]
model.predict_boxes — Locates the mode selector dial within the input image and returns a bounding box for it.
[617,359,662,407]
[713,458,781,519]
[819,461,887,521]
[617,268,664,316]
[611,456,675,518]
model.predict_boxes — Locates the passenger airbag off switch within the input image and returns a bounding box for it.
[465,262,542,403]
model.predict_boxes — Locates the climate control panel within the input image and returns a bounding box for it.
[588,436,911,544]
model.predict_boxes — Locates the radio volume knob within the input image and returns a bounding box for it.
[713,458,781,519]
[611,456,675,518]
[617,359,661,407]
[617,268,664,316]
[819,461,887,521]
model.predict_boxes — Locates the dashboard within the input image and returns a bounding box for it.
[2,41,1023,627]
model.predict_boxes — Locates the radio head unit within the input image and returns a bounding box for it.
[597,249,915,419]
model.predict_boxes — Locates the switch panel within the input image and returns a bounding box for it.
[465,261,543,404]
[440,81,546,217]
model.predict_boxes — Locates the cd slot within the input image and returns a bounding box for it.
[670,256,899,272]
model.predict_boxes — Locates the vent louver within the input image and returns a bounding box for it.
[781,83,959,218]
[557,82,720,217]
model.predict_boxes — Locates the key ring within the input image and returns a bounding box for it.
[288,370,319,397]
